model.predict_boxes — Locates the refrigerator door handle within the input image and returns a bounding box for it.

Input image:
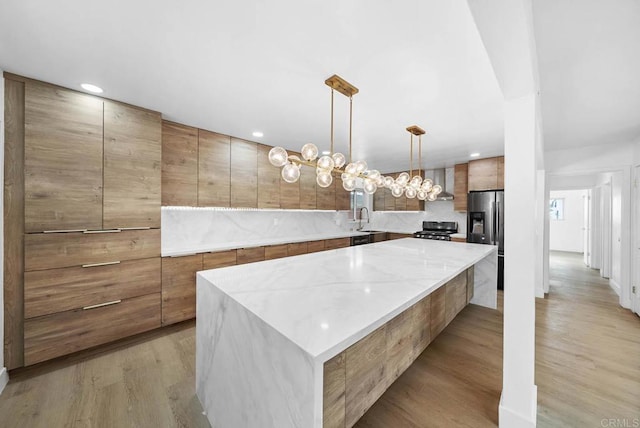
[496,200,500,247]
[491,200,496,245]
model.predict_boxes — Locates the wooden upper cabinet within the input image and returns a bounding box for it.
[299,166,317,209]
[335,173,351,211]
[198,130,230,207]
[454,163,468,212]
[497,156,505,189]
[24,82,104,232]
[468,157,500,191]
[280,151,301,209]
[103,101,162,229]
[161,121,198,206]
[257,144,280,208]
[394,192,406,211]
[316,173,336,210]
[231,138,258,208]
[384,185,395,211]
[373,188,385,211]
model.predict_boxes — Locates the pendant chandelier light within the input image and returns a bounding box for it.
[268,75,384,194]
[384,126,442,201]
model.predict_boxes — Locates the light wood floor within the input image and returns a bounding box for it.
[1,251,638,427]
[536,251,640,427]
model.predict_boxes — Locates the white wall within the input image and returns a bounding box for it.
[549,190,586,252]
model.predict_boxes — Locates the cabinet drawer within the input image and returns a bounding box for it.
[24,229,160,271]
[202,250,237,269]
[25,258,161,319]
[162,255,202,326]
[325,237,350,250]
[264,244,288,260]
[237,247,265,265]
[387,233,411,241]
[307,240,325,253]
[24,293,161,366]
[287,242,308,256]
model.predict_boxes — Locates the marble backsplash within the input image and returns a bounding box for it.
[162,207,353,254]
[162,202,467,255]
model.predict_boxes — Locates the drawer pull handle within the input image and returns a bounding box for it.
[119,226,151,230]
[83,229,122,234]
[43,229,88,233]
[82,261,121,268]
[83,300,122,310]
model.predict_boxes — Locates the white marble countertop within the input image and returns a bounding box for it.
[163,229,417,257]
[198,238,496,361]
[450,233,467,239]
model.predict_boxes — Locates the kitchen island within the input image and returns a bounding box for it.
[196,238,497,428]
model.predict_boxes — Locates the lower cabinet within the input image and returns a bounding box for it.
[161,255,203,326]
[237,247,265,264]
[24,293,161,365]
[323,267,473,428]
[21,230,162,367]
[387,233,412,241]
[325,237,351,250]
[265,244,288,260]
[287,242,308,256]
[307,240,326,253]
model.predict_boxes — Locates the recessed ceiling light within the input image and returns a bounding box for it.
[470,152,480,158]
[80,83,103,94]
[252,131,264,138]
[321,150,330,155]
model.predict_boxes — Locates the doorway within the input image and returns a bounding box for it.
[549,189,589,258]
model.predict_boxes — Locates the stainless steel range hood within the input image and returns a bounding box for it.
[432,169,454,201]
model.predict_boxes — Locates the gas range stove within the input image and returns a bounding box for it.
[413,221,458,241]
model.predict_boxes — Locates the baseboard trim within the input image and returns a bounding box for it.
[609,278,621,296]
[0,367,9,396]
[499,386,537,428]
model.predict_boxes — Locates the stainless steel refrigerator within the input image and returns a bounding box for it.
[467,190,504,289]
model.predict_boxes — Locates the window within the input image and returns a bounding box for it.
[549,198,564,220]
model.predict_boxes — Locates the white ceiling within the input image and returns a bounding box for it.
[533,0,640,151]
[1,1,638,172]
[0,0,504,172]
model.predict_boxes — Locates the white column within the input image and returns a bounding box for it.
[501,94,538,427]
[0,71,8,395]
[535,169,545,298]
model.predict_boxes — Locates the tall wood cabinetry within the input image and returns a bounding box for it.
[468,156,504,191]
[161,121,198,206]
[453,163,468,212]
[160,120,351,211]
[4,75,162,368]
[454,156,504,212]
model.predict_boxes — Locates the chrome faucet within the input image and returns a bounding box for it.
[357,207,370,231]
